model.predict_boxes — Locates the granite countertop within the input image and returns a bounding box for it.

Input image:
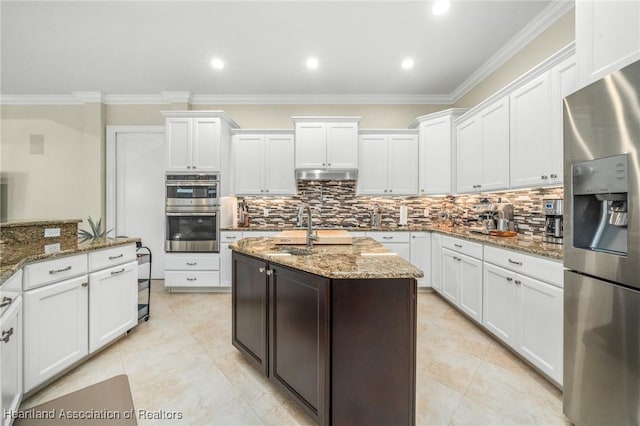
[224,225,564,260]
[230,237,424,280]
[0,218,83,228]
[0,237,141,285]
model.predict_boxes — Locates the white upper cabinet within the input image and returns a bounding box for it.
[510,52,576,188]
[233,132,295,196]
[166,117,220,172]
[163,111,239,196]
[357,131,418,196]
[456,97,509,193]
[576,0,640,88]
[293,117,360,169]
[510,73,552,188]
[410,109,467,195]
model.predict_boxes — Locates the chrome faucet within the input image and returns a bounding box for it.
[303,204,318,250]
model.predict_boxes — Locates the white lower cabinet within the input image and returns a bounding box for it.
[164,253,220,289]
[1,294,22,425]
[24,275,89,393]
[441,248,483,323]
[220,231,243,287]
[430,233,442,293]
[366,232,411,262]
[88,261,138,353]
[483,245,563,385]
[410,232,431,288]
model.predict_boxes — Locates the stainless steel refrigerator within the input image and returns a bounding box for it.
[563,59,640,426]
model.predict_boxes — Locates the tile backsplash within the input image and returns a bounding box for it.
[239,181,563,237]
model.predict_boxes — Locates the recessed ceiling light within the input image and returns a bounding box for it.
[401,58,415,70]
[306,57,319,70]
[210,58,225,70]
[432,0,451,16]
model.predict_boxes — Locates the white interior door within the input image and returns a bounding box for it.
[110,127,165,278]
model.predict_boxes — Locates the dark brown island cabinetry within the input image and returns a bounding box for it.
[231,251,417,426]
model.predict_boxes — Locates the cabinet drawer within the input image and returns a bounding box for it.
[165,253,220,271]
[484,245,563,287]
[88,244,137,272]
[366,232,410,244]
[442,236,483,259]
[220,232,243,243]
[165,271,220,287]
[23,253,88,290]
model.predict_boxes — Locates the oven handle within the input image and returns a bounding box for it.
[166,182,218,187]
[166,212,218,217]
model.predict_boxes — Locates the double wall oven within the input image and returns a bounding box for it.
[165,173,219,252]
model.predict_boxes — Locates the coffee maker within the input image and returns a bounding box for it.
[542,199,563,244]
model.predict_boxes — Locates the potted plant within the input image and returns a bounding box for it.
[78,217,112,242]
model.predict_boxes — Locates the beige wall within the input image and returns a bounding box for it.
[455,9,575,108]
[0,104,103,221]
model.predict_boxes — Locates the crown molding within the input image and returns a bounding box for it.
[161,91,192,104]
[190,94,451,105]
[449,0,574,103]
[408,108,470,129]
[71,91,103,103]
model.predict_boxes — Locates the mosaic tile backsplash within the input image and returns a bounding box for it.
[239,181,563,237]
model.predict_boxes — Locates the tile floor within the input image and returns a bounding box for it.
[21,281,570,425]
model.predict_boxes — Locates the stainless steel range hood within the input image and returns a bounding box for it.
[295,169,358,181]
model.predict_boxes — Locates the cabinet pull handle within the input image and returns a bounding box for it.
[421,189,425,192]
[382,236,393,240]
[186,262,197,266]
[82,282,89,287]
[1,328,13,343]
[187,277,197,281]
[108,253,124,260]
[384,189,388,193]
[225,236,236,240]
[541,175,548,180]
[0,297,12,308]
[259,267,265,273]
[550,174,558,179]
[327,163,331,166]
[506,277,513,282]
[322,163,326,166]
[110,268,126,276]
[266,270,273,276]
[454,243,462,248]
[515,280,522,285]
[49,265,72,274]
[508,259,523,266]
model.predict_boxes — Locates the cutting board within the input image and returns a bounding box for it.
[273,230,353,245]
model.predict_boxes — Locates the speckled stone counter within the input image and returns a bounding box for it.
[0,237,141,285]
[224,225,564,260]
[230,237,424,279]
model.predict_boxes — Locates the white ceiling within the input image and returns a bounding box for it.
[0,0,569,103]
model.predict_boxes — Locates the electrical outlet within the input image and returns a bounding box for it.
[44,228,61,238]
[423,208,429,218]
[263,208,269,217]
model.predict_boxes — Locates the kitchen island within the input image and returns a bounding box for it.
[230,237,423,426]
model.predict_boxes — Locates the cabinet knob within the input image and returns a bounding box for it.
[82,282,89,287]
[506,277,513,282]
[266,270,273,276]
[1,328,13,343]
[389,189,393,193]
[265,189,269,193]
[384,190,388,193]
[259,267,265,273]
[187,166,192,169]
[515,280,522,285]
[192,166,197,169]
[421,189,425,192]
[0,297,12,308]
[541,175,548,180]
[322,163,326,166]
[328,163,331,166]
[550,174,558,179]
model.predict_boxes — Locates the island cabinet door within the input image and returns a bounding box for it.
[331,277,417,426]
[231,252,269,375]
[268,264,330,426]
